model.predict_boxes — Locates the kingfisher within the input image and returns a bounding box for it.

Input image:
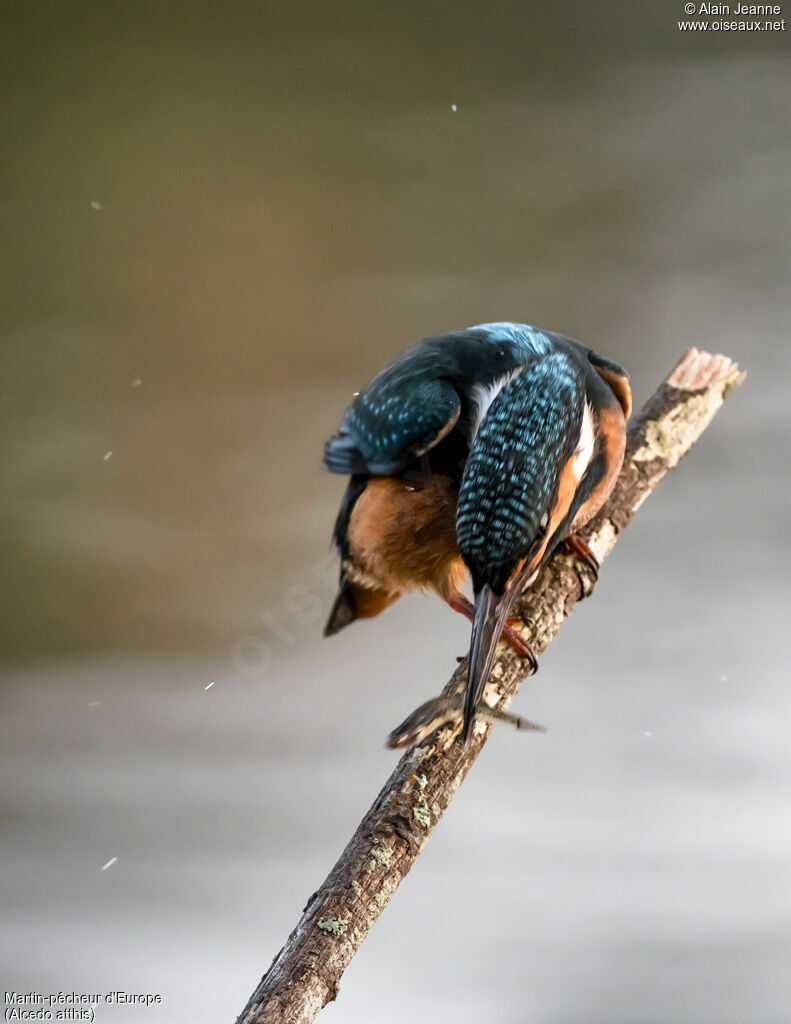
[323,322,631,745]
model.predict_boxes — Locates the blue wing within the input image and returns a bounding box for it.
[324,323,553,475]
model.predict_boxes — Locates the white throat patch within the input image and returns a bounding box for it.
[571,401,596,481]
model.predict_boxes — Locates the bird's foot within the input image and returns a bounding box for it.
[501,623,538,673]
[563,533,599,597]
[386,692,546,749]
[448,594,537,672]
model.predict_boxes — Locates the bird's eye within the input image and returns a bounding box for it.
[538,512,549,535]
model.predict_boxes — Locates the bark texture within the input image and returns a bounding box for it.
[235,348,743,1024]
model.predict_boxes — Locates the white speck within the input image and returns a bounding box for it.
[204,681,215,690]
[131,378,142,388]
[101,857,118,871]
[719,674,728,682]
[88,701,100,707]
[90,200,102,210]
[643,730,652,738]
[451,104,457,112]
[103,450,113,461]
[353,391,360,397]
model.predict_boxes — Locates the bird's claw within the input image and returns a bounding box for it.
[501,623,538,674]
[563,534,599,597]
[448,592,538,671]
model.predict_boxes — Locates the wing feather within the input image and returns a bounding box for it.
[323,323,552,476]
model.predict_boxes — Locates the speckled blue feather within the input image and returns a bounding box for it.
[469,322,554,352]
[456,351,585,592]
[324,323,555,475]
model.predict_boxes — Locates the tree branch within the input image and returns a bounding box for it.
[235,348,744,1024]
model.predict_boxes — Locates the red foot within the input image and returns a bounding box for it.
[563,534,599,579]
[448,594,537,674]
[501,623,538,673]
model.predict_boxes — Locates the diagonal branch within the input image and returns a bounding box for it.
[235,348,744,1024]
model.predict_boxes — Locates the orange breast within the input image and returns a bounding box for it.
[346,475,466,601]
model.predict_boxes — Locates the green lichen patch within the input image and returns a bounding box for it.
[318,916,347,936]
[413,800,431,828]
[642,419,673,459]
[350,879,363,896]
[372,878,396,912]
[369,845,393,868]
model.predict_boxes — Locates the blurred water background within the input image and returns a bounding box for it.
[1,3,790,1022]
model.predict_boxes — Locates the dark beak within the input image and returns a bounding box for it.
[462,584,513,747]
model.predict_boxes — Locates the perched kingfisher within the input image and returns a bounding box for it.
[323,322,631,745]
